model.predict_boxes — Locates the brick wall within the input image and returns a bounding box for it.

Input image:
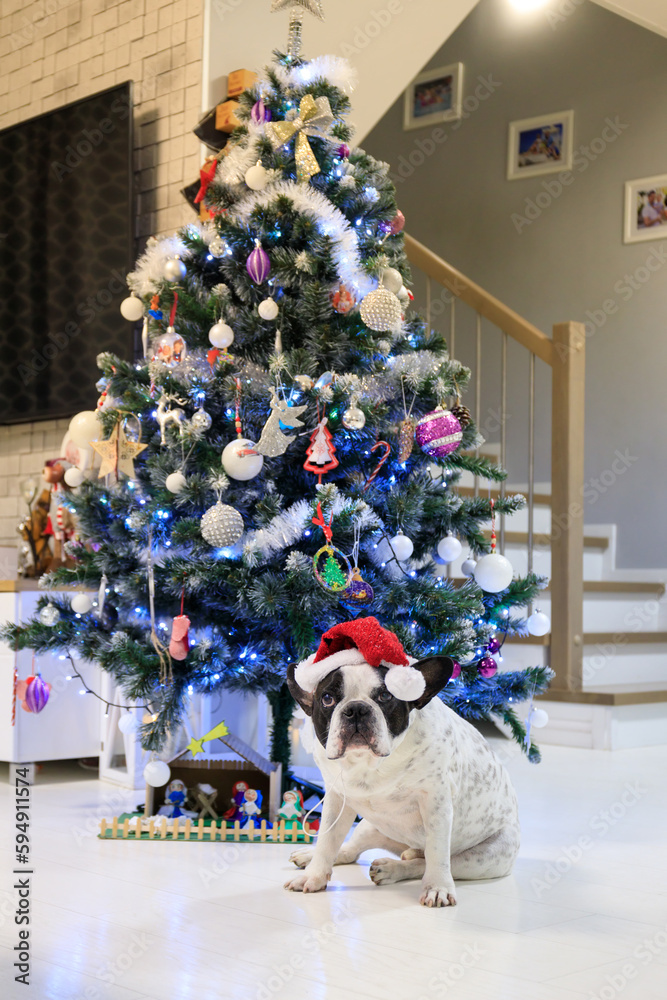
[0,0,206,557]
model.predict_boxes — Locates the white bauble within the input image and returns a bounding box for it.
[380,267,403,294]
[69,410,101,447]
[390,532,414,561]
[200,503,244,546]
[143,760,171,786]
[119,294,144,321]
[258,298,279,320]
[165,471,187,494]
[360,287,402,332]
[437,535,462,563]
[221,438,264,481]
[245,163,270,190]
[118,713,140,735]
[64,467,85,488]
[208,321,234,349]
[527,610,551,636]
[39,603,60,626]
[461,557,477,578]
[530,707,549,729]
[164,258,186,282]
[71,593,92,614]
[473,553,513,593]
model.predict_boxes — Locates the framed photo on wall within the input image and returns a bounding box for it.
[403,63,463,130]
[623,175,667,243]
[507,110,574,180]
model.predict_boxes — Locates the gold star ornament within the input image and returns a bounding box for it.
[186,720,230,758]
[91,419,147,480]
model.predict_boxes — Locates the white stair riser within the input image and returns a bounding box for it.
[508,699,667,750]
[432,546,606,580]
[529,595,665,633]
[497,642,667,687]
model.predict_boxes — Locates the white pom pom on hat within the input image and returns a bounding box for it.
[293,617,426,702]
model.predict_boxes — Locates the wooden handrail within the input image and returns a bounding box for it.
[404,233,554,366]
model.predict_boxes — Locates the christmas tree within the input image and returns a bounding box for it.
[3,1,553,768]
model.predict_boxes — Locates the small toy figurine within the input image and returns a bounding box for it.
[222,780,250,821]
[239,788,263,825]
[277,789,304,823]
[158,779,197,819]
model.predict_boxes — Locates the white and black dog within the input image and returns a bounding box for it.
[284,617,520,908]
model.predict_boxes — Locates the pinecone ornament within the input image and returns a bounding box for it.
[450,403,471,428]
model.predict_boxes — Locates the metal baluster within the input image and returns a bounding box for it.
[449,298,456,358]
[499,332,507,555]
[426,276,432,330]
[474,313,481,498]
[527,352,535,601]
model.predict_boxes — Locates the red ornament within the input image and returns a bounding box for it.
[303,416,338,480]
[169,615,190,660]
[330,283,356,314]
[194,157,219,204]
[389,210,405,234]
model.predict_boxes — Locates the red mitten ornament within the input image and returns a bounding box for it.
[169,615,190,660]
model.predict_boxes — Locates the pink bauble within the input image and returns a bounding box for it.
[477,656,497,678]
[450,660,461,680]
[415,407,463,458]
[389,210,405,234]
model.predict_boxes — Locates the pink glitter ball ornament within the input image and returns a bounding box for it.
[415,407,463,458]
[477,656,498,678]
[450,660,461,680]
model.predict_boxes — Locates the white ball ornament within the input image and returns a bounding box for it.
[64,467,85,488]
[208,321,234,349]
[71,593,92,615]
[143,759,171,787]
[245,162,270,191]
[118,713,139,735]
[437,535,462,563]
[163,257,186,283]
[258,298,279,321]
[390,532,414,562]
[527,610,551,636]
[69,410,101,446]
[200,502,244,546]
[221,438,264,481]
[342,406,365,430]
[380,267,403,294]
[165,471,187,494]
[473,553,514,593]
[360,287,402,332]
[530,707,549,729]
[39,603,60,626]
[461,558,477,578]
[120,294,144,321]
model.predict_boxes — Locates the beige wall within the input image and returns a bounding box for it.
[0,0,205,554]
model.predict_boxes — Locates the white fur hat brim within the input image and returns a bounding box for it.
[294,650,425,702]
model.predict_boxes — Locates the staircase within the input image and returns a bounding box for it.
[405,234,667,750]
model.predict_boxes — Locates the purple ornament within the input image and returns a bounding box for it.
[377,220,391,235]
[246,242,271,283]
[25,674,50,713]
[251,99,271,124]
[415,407,463,458]
[337,143,350,159]
[487,636,501,654]
[450,660,461,680]
[339,569,374,611]
[477,656,498,679]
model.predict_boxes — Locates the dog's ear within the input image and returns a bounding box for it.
[409,656,455,710]
[286,663,314,716]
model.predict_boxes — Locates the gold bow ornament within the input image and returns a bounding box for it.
[265,93,334,183]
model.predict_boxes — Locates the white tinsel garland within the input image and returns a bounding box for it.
[270,55,358,96]
[230,180,374,297]
[127,234,192,298]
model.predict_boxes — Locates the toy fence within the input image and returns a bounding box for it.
[99,815,316,843]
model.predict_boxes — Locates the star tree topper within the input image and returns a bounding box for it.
[91,419,147,480]
[270,0,324,18]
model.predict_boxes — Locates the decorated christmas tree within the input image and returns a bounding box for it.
[3,0,553,769]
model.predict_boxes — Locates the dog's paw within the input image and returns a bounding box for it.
[420,885,457,908]
[289,848,313,869]
[369,858,403,886]
[401,848,424,861]
[284,869,330,893]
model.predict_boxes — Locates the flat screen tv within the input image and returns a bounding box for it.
[0,82,134,424]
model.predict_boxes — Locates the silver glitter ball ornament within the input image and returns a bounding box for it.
[209,235,225,257]
[191,407,212,432]
[164,257,187,282]
[360,287,402,332]
[200,503,244,547]
[342,405,366,430]
[39,603,61,626]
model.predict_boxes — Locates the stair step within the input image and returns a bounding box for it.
[539,684,667,706]
[505,631,667,646]
[481,530,609,550]
[451,578,665,597]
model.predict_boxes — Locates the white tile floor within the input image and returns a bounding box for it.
[1,739,666,1000]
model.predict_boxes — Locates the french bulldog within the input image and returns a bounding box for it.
[284,636,520,908]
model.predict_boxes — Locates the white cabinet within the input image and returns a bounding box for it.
[0,585,102,764]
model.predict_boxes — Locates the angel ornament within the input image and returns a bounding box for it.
[255,390,307,457]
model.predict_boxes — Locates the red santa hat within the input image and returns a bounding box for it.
[294,617,426,702]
